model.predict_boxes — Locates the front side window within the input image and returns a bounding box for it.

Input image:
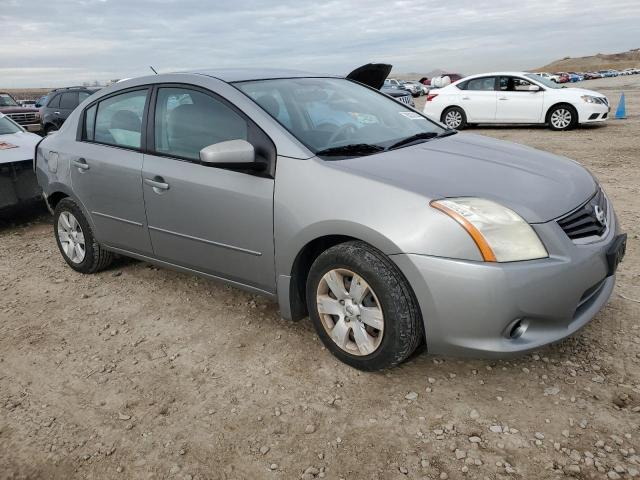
[236,77,444,154]
[499,77,538,92]
[153,87,248,161]
[94,89,148,149]
[47,94,61,108]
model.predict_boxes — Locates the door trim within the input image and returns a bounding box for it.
[92,211,144,227]
[148,225,262,257]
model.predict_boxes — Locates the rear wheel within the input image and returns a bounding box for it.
[54,198,113,274]
[441,107,466,129]
[548,104,577,131]
[306,241,423,371]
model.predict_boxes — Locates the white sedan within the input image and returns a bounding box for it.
[423,72,610,131]
[0,113,42,210]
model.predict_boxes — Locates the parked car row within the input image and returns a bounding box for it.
[534,67,640,83]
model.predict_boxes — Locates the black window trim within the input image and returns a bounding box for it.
[76,86,152,153]
[145,82,277,178]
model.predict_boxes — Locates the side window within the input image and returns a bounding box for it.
[465,77,496,91]
[153,87,248,161]
[47,94,61,108]
[94,89,148,149]
[499,77,534,92]
[60,92,78,109]
[83,104,97,141]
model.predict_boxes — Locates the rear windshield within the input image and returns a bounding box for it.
[235,77,443,154]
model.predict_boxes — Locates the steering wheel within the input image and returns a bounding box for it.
[326,123,358,145]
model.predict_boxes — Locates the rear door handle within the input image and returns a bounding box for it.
[144,177,170,191]
[498,97,508,101]
[72,157,89,170]
[462,96,471,100]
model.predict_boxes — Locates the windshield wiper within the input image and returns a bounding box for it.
[436,128,458,138]
[387,131,439,150]
[315,143,385,157]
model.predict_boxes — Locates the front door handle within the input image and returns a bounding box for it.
[144,177,170,192]
[462,96,471,100]
[72,157,89,170]
[498,97,508,101]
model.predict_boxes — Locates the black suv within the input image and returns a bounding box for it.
[41,87,98,134]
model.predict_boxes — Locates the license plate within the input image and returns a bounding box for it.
[606,234,627,276]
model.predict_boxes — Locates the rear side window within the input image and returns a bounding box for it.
[93,89,148,149]
[60,92,78,109]
[464,77,496,91]
[83,104,97,141]
[47,94,61,108]
[153,87,248,161]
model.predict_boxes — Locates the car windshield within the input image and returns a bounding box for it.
[0,115,22,134]
[0,93,19,107]
[235,77,444,155]
[524,74,562,89]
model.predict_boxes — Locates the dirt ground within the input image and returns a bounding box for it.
[1,75,639,480]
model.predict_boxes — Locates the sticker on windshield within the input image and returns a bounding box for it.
[399,111,424,120]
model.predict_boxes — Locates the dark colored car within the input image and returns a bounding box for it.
[0,92,42,133]
[41,87,98,134]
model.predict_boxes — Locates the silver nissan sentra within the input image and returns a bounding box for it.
[35,65,626,370]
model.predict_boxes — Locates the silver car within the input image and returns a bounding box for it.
[35,67,626,371]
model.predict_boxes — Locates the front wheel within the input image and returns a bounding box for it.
[441,107,467,129]
[306,241,423,371]
[548,105,577,131]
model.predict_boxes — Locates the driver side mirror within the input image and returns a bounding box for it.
[199,139,261,170]
[528,85,541,92]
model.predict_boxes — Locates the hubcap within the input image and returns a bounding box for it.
[57,212,86,264]
[445,110,462,128]
[316,268,384,356]
[551,108,572,129]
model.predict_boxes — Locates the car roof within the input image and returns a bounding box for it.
[187,68,340,83]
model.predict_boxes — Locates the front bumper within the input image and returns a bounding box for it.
[577,102,609,123]
[392,208,621,357]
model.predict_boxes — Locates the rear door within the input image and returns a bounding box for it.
[141,85,276,293]
[70,88,153,254]
[496,76,545,122]
[457,76,497,122]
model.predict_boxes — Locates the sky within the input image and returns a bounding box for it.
[1,0,639,87]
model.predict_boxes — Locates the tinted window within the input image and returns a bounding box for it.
[60,92,78,109]
[83,104,97,141]
[464,77,496,91]
[47,94,61,108]
[154,87,248,161]
[94,89,148,149]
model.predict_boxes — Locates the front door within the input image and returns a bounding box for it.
[70,88,152,254]
[496,76,545,122]
[142,86,276,293]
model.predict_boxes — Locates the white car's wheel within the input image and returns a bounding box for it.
[548,105,577,131]
[441,107,466,129]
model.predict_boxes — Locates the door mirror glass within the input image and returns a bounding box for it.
[200,139,256,167]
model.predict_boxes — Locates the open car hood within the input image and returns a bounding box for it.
[346,63,392,90]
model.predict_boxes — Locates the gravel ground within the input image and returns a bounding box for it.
[1,75,639,480]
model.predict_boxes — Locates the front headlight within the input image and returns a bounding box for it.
[581,95,600,104]
[431,198,548,262]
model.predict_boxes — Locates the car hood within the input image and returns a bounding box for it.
[0,131,41,164]
[331,133,596,223]
[560,87,605,97]
[347,63,392,90]
[0,106,40,114]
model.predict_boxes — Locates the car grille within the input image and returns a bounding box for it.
[397,95,412,105]
[7,112,38,125]
[557,188,608,241]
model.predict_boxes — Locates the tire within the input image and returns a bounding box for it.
[53,198,113,274]
[441,106,467,129]
[306,241,423,371]
[548,104,578,131]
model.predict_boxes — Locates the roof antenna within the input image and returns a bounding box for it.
[149,66,158,75]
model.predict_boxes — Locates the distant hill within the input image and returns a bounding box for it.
[394,69,453,81]
[535,48,640,72]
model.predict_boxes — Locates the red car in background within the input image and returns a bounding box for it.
[556,73,570,83]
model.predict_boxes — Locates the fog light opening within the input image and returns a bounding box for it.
[506,318,529,340]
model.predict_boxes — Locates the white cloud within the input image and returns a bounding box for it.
[0,0,638,87]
